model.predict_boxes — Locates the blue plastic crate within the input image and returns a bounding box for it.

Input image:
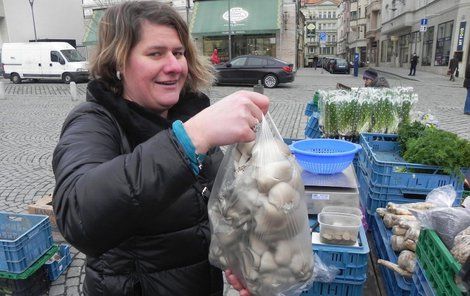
[371,213,411,296]
[0,212,53,274]
[301,279,366,296]
[358,133,464,194]
[358,161,463,202]
[305,102,314,116]
[411,260,436,296]
[309,219,369,282]
[44,244,72,281]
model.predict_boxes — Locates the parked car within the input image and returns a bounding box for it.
[1,42,89,84]
[327,58,350,74]
[214,55,295,88]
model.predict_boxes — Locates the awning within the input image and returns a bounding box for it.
[83,9,106,46]
[190,0,281,36]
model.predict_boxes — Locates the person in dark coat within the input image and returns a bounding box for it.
[313,56,319,70]
[363,68,390,88]
[52,2,268,295]
[449,52,459,82]
[409,53,419,76]
[463,61,470,115]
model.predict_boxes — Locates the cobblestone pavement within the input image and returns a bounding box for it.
[0,67,468,296]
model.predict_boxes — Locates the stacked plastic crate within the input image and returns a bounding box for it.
[357,133,464,226]
[416,229,462,296]
[0,212,54,295]
[304,92,322,139]
[0,212,72,295]
[301,219,370,296]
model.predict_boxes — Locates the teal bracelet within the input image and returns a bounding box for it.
[172,120,206,174]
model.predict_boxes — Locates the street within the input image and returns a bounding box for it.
[0,67,468,295]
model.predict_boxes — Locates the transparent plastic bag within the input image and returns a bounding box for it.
[424,185,456,207]
[414,206,470,249]
[208,113,314,296]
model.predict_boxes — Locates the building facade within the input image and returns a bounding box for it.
[347,0,368,63]
[0,0,84,47]
[190,0,301,69]
[379,0,470,75]
[301,0,340,67]
[365,0,382,66]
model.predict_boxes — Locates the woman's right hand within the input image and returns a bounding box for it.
[184,90,269,154]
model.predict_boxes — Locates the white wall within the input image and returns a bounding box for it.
[2,0,85,45]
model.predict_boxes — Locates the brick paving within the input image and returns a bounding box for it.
[0,67,468,295]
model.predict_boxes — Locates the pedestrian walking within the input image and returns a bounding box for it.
[313,55,319,70]
[210,48,220,65]
[409,53,419,76]
[52,1,268,295]
[463,61,470,115]
[449,52,459,82]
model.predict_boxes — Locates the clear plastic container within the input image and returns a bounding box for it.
[318,212,361,245]
[321,206,362,217]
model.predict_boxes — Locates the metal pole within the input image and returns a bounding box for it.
[186,0,190,24]
[228,0,232,61]
[28,0,37,41]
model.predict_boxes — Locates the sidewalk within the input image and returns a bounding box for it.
[373,65,464,86]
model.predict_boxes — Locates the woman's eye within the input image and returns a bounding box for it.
[174,51,185,58]
[150,52,162,57]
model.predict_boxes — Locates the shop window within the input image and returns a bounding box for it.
[399,34,410,63]
[386,40,393,62]
[421,26,434,66]
[381,40,386,63]
[434,21,453,66]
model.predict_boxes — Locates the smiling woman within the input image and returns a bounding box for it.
[52,1,268,296]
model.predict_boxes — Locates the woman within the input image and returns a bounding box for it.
[52,2,267,295]
[210,48,220,65]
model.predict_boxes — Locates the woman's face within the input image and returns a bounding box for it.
[121,21,188,114]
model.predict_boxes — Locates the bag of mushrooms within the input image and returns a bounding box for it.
[208,114,314,296]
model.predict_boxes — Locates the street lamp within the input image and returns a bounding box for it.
[227,0,232,61]
[28,0,38,41]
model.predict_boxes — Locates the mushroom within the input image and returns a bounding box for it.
[259,251,278,272]
[256,159,293,193]
[268,182,300,212]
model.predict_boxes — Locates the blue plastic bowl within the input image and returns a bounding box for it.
[289,139,362,174]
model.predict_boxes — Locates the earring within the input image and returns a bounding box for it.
[116,71,121,80]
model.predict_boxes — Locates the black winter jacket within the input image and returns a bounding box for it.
[52,80,224,296]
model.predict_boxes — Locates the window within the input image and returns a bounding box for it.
[422,26,434,66]
[231,57,247,66]
[386,40,393,62]
[435,21,453,66]
[246,57,266,66]
[381,40,386,63]
[328,12,331,19]
[399,34,410,63]
[60,49,85,62]
[50,51,60,62]
[333,12,336,18]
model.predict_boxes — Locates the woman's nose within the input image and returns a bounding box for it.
[163,53,183,73]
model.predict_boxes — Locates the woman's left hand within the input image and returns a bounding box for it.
[225,270,250,296]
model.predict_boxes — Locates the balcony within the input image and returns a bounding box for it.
[366,0,381,13]
[366,28,379,39]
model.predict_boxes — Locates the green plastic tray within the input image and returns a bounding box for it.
[0,245,59,280]
[416,229,462,296]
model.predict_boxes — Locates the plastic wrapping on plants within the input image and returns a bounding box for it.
[207,113,314,296]
[317,87,417,139]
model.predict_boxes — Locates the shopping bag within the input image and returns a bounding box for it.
[208,113,314,296]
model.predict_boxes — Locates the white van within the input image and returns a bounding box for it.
[1,42,89,84]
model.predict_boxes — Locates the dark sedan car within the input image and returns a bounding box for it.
[327,58,350,74]
[214,55,295,88]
